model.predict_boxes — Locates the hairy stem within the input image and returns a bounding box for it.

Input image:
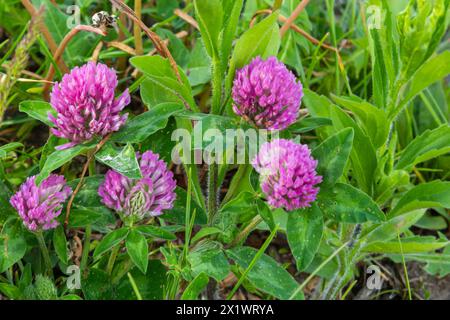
[207,163,218,225]
[36,231,54,279]
[211,58,222,115]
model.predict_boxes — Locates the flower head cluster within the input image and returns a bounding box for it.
[49,61,130,150]
[10,175,72,231]
[98,151,176,220]
[252,139,322,211]
[232,56,303,131]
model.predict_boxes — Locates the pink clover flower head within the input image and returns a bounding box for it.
[49,62,130,150]
[252,139,322,211]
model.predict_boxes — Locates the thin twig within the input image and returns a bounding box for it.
[130,31,188,78]
[21,70,44,80]
[280,0,310,37]
[108,41,137,55]
[90,42,104,62]
[43,25,107,95]
[64,134,112,230]
[174,8,199,30]
[110,0,181,82]
[251,9,344,70]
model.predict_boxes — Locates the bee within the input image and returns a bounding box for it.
[91,11,117,28]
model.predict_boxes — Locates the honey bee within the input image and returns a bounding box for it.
[91,11,117,28]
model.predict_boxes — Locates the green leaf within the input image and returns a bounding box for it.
[81,268,115,300]
[181,272,209,300]
[287,204,324,271]
[227,246,304,300]
[194,0,223,58]
[0,142,23,158]
[362,210,426,244]
[331,95,389,148]
[95,142,141,179]
[330,106,377,194]
[115,260,167,300]
[67,177,116,232]
[53,225,68,264]
[401,51,450,107]
[191,227,222,244]
[220,0,244,72]
[219,191,257,219]
[130,56,198,111]
[415,213,448,231]
[312,128,354,189]
[288,117,332,133]
[68,208,104,228]
[368,28,389,109]
[390,181,450,217]
[304,90,377,194]
[0,283,21,299]
[186,41,211,87]
[39,135,63,170]
[61,294,82,300]
[256,199,275,231]
[140,78,183,106]
[0,179,14,219]
[175,111,242,150]
[424,245,450,277]
[135,225,177,241]
[37,140,97,184]
[19,100,55,127]
[318,183,385,223]
[0,219,27,273]
[362,236,448,254]
[395,125,450,171]
[93,228,129,259]
[215,192,258,243]
[111,103,184,143]
[126,230,149,274]
[188,241,230,281]
[227,13,280,89]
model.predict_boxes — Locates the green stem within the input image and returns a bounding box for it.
[36,231,53,279]
[182,168,194,265]
[88,157,96,176]
[230,215,263,247]
[211,58,222,115]
[222,164,248,204]
[81,156,95,273]
[106,245,120,275]
[127,272,143,300]
[227,225,279,300]
[80,225,91,273]
[398,232,412,300]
